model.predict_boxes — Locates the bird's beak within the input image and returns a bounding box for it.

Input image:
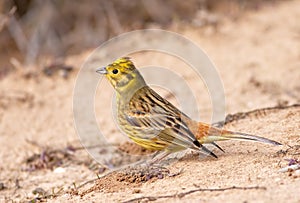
[96,67,107,74]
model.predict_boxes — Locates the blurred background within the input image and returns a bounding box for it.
[0,0,278,73]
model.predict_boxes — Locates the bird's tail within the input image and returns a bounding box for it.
[195,123,282,146]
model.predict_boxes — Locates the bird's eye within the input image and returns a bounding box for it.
[112,69,118,74]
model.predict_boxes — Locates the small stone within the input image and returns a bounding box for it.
[0,182,5,190]
[53,167,66,173]
[157,174,163,179]
[274,178,281,182]
[32,187,46,195]
[132,188,141,193]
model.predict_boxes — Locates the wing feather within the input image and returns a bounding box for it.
[124,87,197,149]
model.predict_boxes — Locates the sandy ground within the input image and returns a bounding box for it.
[1,0,300,202]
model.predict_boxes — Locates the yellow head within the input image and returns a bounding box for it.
[96,57,146,94]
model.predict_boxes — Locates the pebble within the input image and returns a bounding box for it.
[132,188,141,193]
[278,164,300,172]
[53,167,66,173]
[0,182,5,190]
[274,177,281,182]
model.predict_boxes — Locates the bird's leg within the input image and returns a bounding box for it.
[150,151,160,159]
[147,151,171,166]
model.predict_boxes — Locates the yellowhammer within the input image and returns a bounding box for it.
[96,57,281,163]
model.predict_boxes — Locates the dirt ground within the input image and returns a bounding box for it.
[1,0,300,202]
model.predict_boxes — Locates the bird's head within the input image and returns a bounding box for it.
[96,57,146,94]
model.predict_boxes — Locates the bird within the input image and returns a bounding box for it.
[96,57,281,163]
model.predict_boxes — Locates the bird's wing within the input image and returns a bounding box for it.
[124,87,197,148]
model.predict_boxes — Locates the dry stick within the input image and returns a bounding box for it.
[30,187,64,202]
[214,103,300,127]
[226,103,300,124]
[122,186,266,203]
[25,138,118,151]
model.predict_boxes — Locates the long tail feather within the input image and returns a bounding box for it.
[196,123,282,146]
[202,129,282,145]
[211,142,225,152]
[220,130,282,145]
[200,144,218,158]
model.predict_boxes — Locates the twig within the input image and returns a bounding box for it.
[29,186,64,202]
[214,103,300,127]
[122,186,266,203]
[25,138,117,151]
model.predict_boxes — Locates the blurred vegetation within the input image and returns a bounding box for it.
[0,0,278,70]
